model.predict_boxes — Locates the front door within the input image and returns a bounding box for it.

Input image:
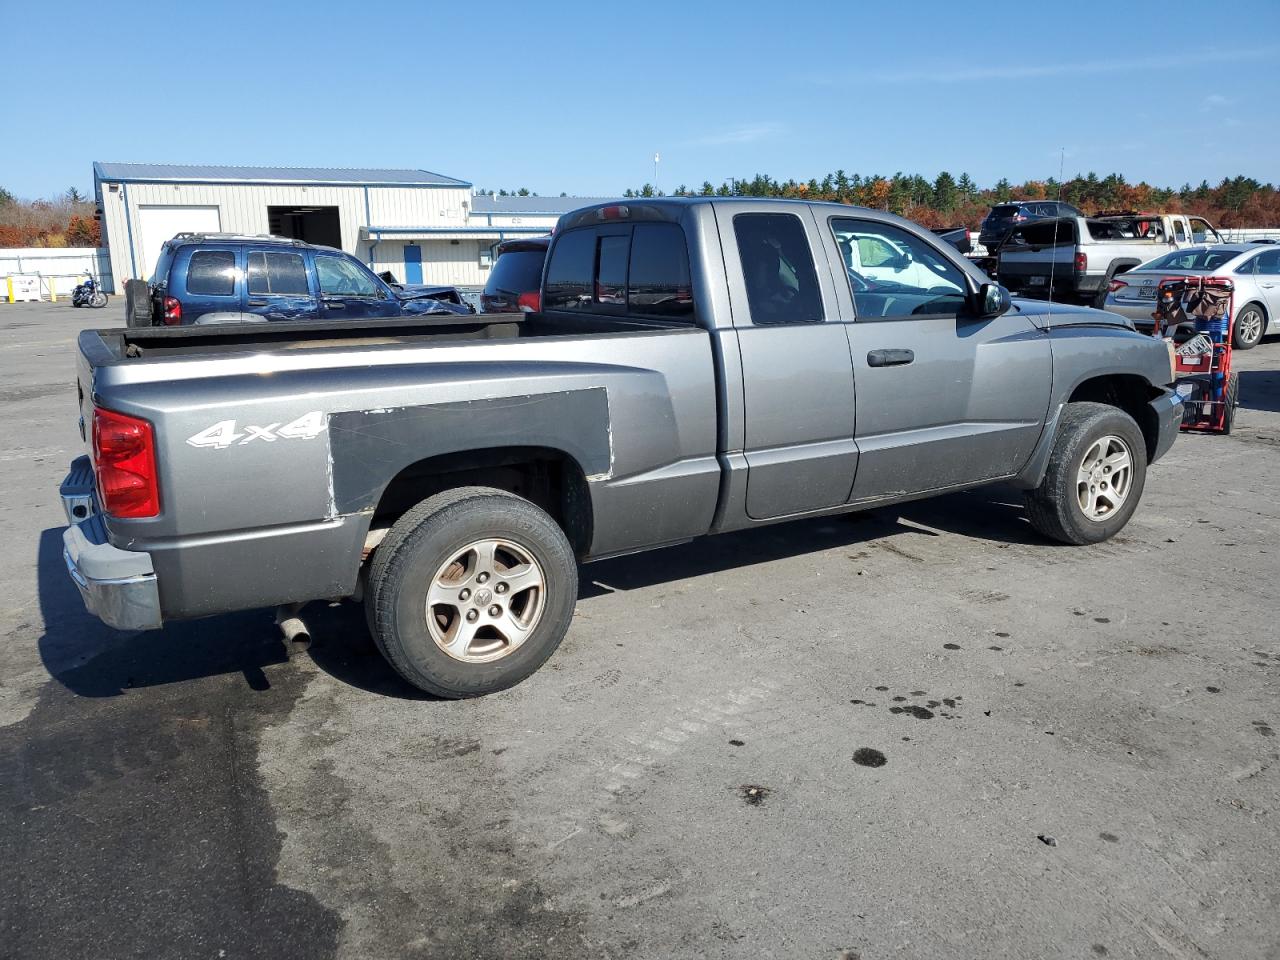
[315,253,401,319]
[245,248,317,321]
[722,205,859,520]
[821,215,1052,503]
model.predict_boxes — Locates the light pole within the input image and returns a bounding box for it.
[653,152,660,194]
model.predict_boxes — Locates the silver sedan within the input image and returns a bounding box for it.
[1102,244,1280,350]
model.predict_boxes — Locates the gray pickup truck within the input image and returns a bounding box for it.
[61,198,1183,697]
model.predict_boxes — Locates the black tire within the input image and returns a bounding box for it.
[90,291,108,308]
[365,486,577,698]
[1023,402,1148,545]
[124,279,152,328]
[1221,371,1239,435]
[1233,303,1265,350]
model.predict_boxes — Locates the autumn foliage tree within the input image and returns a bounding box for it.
[653,172,1280,229]
[0,187,100,247]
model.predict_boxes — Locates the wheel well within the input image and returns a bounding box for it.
[370,446,593,556]
[1239,299,1268,321]
[1068,375,1162,461]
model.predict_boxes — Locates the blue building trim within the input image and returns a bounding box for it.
[121,182,138,280]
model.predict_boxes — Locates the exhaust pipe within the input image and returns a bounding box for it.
[275,603,311,648]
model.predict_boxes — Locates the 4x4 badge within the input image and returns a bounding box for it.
[186,411,326,449]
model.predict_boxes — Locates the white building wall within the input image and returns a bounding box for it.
[97,180,471,292]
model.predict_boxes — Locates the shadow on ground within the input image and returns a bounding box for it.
[36,486,1043,698]
[1239,368,1280,413]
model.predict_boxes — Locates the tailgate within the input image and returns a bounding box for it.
[997,218,1078,294]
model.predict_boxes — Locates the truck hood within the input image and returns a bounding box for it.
[1013,299,1136,332]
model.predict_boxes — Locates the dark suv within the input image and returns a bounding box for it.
[128,234,467,327]
[978,200,1083,251]
[480,236,550,313]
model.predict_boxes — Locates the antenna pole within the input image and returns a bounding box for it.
[1046,147,1066,316]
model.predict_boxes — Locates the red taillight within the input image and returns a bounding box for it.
[1074,251,1088,273]
[516,291,541,313]
[92,407,159,518]
[162,296,182,325]
[1108,279,1128,293]
[596,205,631,221]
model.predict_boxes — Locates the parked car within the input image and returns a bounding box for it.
[978,200,1084,251]
[1102,244,1279,349]
[128,233,463,327]
[480,236,550,313]
[997,212,1222,307]
[61,198,1181,698]
[930,226,972,255]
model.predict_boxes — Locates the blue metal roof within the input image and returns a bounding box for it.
[93,161,470,187]
[470,195,618,215]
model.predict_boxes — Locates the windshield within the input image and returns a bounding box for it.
[1136,248,1243,272]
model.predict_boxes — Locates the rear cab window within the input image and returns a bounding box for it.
[542,220,695,321]
[732,213,823,325]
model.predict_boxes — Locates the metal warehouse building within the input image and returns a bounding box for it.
[93,162,587,292]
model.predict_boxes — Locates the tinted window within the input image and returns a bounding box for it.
[543,229,594,310]
[1140,248,1242,272]
[832,217,967,320]
[989,205,1020,219]
[247,251,309,295]
[316,255,379,297]
[186,250,236,296]
[628,223,694,320]
[596,234,628,305]
[485,249,545,296]
[1253,250,1280,275]
[733,213,823,324]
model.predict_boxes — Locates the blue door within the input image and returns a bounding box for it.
[403,244,423,284]
[316,252,401,319]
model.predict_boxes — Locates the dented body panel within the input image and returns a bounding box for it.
[65,198,1181,626]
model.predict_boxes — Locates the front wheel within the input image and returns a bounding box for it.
[1023,402,1148,545]
[90,291,108,308]
[365,487,578,698]
[1233,304,1265,350]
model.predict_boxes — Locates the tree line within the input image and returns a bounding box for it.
[0,187,100,248]
[622,172,1280,229]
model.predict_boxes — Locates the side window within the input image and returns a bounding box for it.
[628,223,694,320]
[1256,250,1280,275]
[732,213,824,325]
[543,228,594,311]
[186,250,236,296]
[831,217,968,320]
[316,255,379,297]
[248,251,309,295]
[1174,220,1187,242]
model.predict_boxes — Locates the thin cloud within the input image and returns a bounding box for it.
[689,123,784,146]
[849,46,1279,84]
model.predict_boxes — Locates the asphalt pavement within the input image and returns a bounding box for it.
[1,299,1278,960]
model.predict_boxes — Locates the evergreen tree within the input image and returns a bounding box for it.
[933,171,958,212]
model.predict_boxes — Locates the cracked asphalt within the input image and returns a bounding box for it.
[2,300,1278,959]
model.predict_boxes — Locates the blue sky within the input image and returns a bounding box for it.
[2,0,1277,199]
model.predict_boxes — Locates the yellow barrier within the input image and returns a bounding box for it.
[5,277,11,303]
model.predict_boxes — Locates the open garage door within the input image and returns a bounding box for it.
[268,206,341,248]
[137,205,221,279]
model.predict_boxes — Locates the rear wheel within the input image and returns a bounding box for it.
[1233,304,1265,350]
[365,487,577,698]
[1024,402,1148,545]
[1221,371,1239,434]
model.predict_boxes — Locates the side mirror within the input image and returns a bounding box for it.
[974,282,1011,318]
[894,249,913,271]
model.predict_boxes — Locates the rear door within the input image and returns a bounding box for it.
[821,215,1052,502]
[315,253,401,319]
[1250,248,1280,321]
[245,248,317,321]
[721,205,859,520]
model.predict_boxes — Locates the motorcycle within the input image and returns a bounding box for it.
[72,271,108,308]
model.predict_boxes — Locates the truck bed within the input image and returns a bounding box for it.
[87,312,687,362]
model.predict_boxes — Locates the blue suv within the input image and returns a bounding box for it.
[129,233,470,326]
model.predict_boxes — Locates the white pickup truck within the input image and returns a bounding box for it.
[997,212,1222,306]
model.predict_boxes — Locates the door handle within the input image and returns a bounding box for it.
[867,348,915,367]
[247,299,267,306]
[322,298,346,309]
